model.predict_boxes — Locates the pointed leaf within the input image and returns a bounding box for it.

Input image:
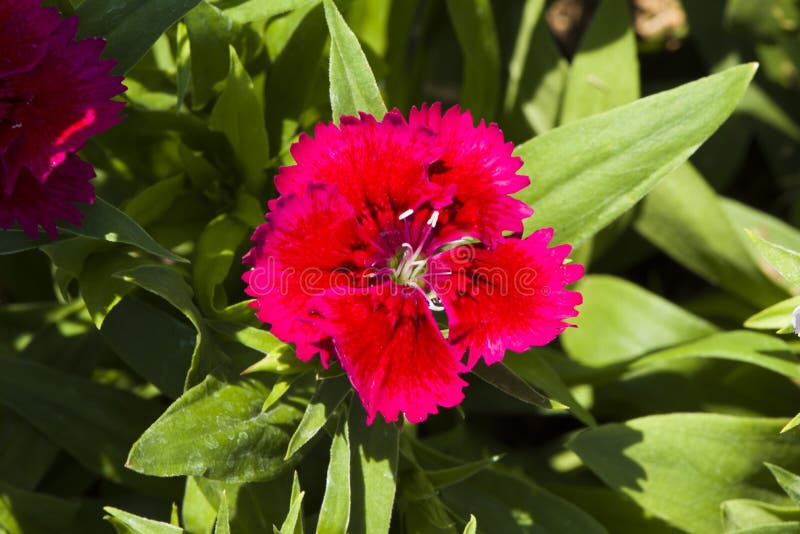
[210,47,270,194]
[745,296,800,332]
[277,472,305,534]
[127,373,305,482]
[632,331,800,380]
[569,414,800,534]
[748,232,800,289]
[62,197,185,262]
[560,0,639,123]
[348,402,399,534]
[286,377,351,459]
[515,64,757,246]
[504,350,596,425]
[446,0,500,119]
[562,275,718,367]
[323,0,386,120]
[214,492,231,534]
[75,0,202,74]
[471,361,556,409]
[105,507,185,534]
[765,463,800,505]
[635,164,786,308]
[316,414,351,534]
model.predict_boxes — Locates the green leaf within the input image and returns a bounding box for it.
[503,350,596,425]
[348,402,399,534]
[193,215,249,317]
[124,176,186,228]
[745,296,800,332]
[209,322,310,376]
[115,264,226,389]
[783,414,800,434]
[426,455,502,490]
[471,361,557,409]
[0,481,80,534]
[79,250,152,328]
[635,164,786,308]
[515,63,757,246]
[0,230,50,256]
[0,355,164,488]
[559,0,639,123]
[101,296,195,399]
[446,0,500,120]
[104,507,185,534]
[277,472,305,534]
[765,463,800,505]
[286,377,351,459]
[214,492,230,534]
[721,499,800,533]
[730,523,800,534]
[463,516,477,534]
[75,0,202,74]
[127,373,305,482]
[748,232,800,289]
[324,0,386,120]
[63,197,185,262]
[397,468,457,534]
[569,414,800,533]
[316,414,351,534]
[441,469,608,533]
[632,331,800,380]
[210,47,270,194]
[502,0,566,136]
[185,1,232,109]
[0,411,58,490]
[209,0,319,24]
[182,475,293,534]
[562,275,717,367]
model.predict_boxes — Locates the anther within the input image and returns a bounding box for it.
[426,210,440,228]
[399,208,414,221]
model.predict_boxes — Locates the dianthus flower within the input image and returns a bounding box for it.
[0,0,125,238]
[243,104,583,424]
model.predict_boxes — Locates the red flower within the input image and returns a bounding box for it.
[243,104,583,424]
[0,0,125,238]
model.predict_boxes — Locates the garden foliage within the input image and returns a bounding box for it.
[2,0,800,533]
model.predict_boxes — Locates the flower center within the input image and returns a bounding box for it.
[387,209,439,287]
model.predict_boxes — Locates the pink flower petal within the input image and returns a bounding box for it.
[409,103,533,246]
[311,284,467,424]
[430,229,584,369]
[243,184,378,366]
[0,0,61,77]
[275,111,449,238]
[0,153,95,239]
[0,15,125,192]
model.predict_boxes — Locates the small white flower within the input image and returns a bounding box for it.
[793,306,800,337]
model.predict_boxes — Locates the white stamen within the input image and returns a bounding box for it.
[427,210,440,227]
[399,208,414,220]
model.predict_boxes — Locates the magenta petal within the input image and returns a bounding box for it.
[430,229,584,369]
[0,0,61,77]
[310,284,467,424]
[409,103,533,246]
[242,184,378,366]
[0,153,95,239]
[275,111,449,234]
[0,12,125,191]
